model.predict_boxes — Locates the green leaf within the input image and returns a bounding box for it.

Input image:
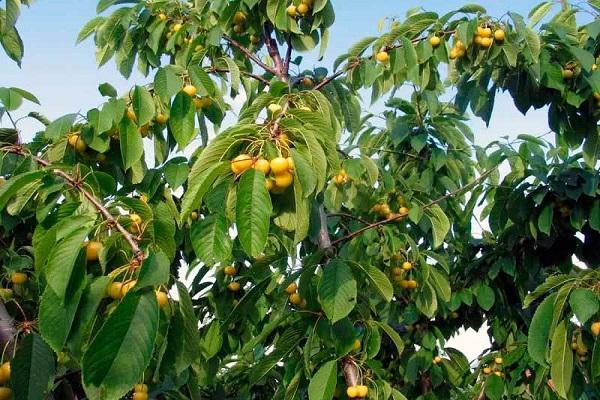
[538,205,553,235]
[77,16,105,44]
[222,56,241,92]
[528,1,553,27]
[0,171,45,211]
[550,320,573,399]
[9,87,39,105]
[45,113,77,140]
[474,284,495,311]
[568,288,599,325]
[236,169,272,257]
[199,322,223,360]
[592,340,600,384]
[12,334,55,400]
[180,162,228,221]
[308,360,337,400]
[0,24,24,66]
[318,259,357,323]
[424,204,450,248]
[154,67,183,102]
[164,162,189,189]
[373,322,405,357]
[169,91,196,148]
[119,117,143,171]
[132,85,155,127]
[137,251,170,289]
[590,200,600,232]
[82,290,159,400]
[5,0,20,27]
[429,267,451,302]
[191,214,232,265]
[249,326,304,384]
[528,292,557,366]
[484,374,504,400]
[349,262,393,302]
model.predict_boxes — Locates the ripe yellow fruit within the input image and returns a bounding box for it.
[11,272,27,285]
[449,48,459,60]
[0,388,12,400]
[193,96,212,109]
[494,29,505,41]
[253,158,271,174]
[130,213,143,225]
[233,11,246,24]
[399,279,410,289]
[482,27,492,37]
[270,157,290,174]
[392,267,403,276]
[0,363,10,384]
[133,393,148,400]
[297,3,309,15]
[433,355,442,364]
[156,291,169,309]
[134,383,148,393]
[172,23,182,32]
[86,241,103,262]
[407,280,418,289]
[379,204,391,217]
[265,178,275,192]
[346,386,359,398]
[356,385,368,397]
[158,13,167,21]
[182,84,197,97]
[576,346,588,356]
[483,367,492,374]
[562,69,574,80]
[476,26,486,37]
[494,357,503,365]
[286,157,295,171]
[191,211,199,221]
[275,171,294,188]
[480,37,493,48]
[231,154,254,175]
[289,293,302,305]
[287,5,297,17]
[591,321,600,337]
[352,339,361,351]
[156,113,168,124]
[429,36,441,48]
[68,134,88,152]
[224,265,237,276]
[334,174,346,185]
[455,40,466,50]
[376,51,390,63]
[402,261,413,271]
[108,282,123,299]
[494,371,504,377]
[268,103,283,114]
[398,206,409,216]
[126,107,137,122]
[228,281,241,292]
[285,282,297,294]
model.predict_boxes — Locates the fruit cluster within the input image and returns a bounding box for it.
[223,265,241,292]
[449,26,505,60]
[132,383,148,400]
[432,355,443,365]
[346,385,368,398]
[232,11,246,34]
[287,0,314,18]
[0,362,11,400]
[230,154,295,193]
[482,356,504,377]
[285,282,306,308]
[372,203,409,220]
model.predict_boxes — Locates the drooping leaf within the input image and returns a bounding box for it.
[236,169,272,257]
[318,259,357,323]
[308,360,338,400]
[550,320,573,398]
[12,334,55,400]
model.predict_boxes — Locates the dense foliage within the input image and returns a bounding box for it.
[0,0,600,399]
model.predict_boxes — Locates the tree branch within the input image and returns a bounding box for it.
[283,34,293,77]
[263,23,286,80]
[2,146,145,267]
[206,66,270,86]
[330,167,497,246]
[222,34,278,77]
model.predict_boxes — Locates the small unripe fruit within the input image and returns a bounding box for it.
[11,272,27,285]
[233,24,244,34]
[224,265,237,276]
[275,171,294,188]
[86,241,103,262]
[250,35,260,44]
[562,69,574,80]
[289,293,302,305]
[231,154,254,175]
[268,103,283,114]
[0,289,13,300]
[191,211,199,221]
[156,113,168,124]
[352,339,361,351]
[591,321,600,337]
[253,158,271,174]
[376,51,389,63]
[494,357,503,365]
[156,291,169,309]
[233,11,246,24]
[429,36,441,48]
[392,267,403,276]
[285,282,297,294]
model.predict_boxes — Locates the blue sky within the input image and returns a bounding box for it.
[1,0,551,146]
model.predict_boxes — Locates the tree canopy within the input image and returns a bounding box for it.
[0,0,600,399]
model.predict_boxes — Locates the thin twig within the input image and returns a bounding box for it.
[327,213,371,225]
[206,66,270,85]
[2,146,145,266]
[330,167,497,246]
[223,34,278,76]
